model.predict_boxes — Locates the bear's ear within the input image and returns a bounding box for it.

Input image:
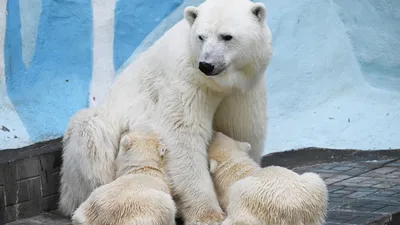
[209,159,218,174]
[184,6,199,26]
[120,135,132,151]
[251,2,266,22]
[239,142,252,153]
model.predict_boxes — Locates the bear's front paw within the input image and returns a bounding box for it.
[185,211,225,225]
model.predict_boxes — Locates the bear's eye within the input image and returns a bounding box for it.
[198,35,204,41]
[221,35,233,41]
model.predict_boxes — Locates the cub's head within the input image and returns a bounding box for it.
[116,128,166,176]
[208,132,252,174]
[184,0,272,92]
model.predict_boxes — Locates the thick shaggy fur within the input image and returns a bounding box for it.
[71,130,176,225]
[209,132,328,225]
[60,0,272,223]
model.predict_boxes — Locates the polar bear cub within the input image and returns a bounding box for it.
[71,129,176,225]
[208,132,328,225]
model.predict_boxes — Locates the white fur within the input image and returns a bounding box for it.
[71,130,176,225]
[209,132,329,225]
[60,0,272,224]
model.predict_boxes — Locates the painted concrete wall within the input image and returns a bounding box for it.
[0,0,399,154]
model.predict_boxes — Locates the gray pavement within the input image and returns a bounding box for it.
[295,158,400,225]
[6,158,400,225]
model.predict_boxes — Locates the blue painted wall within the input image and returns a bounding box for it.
[0,0,183,148]
[114,0,182,70]
[0,0,399,153]
[5,0,93,142]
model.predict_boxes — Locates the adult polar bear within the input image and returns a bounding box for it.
[60,0,272,224]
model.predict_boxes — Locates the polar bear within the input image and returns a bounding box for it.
[59,0,272,223]
[71,129,176,225]
[208,132,328,225]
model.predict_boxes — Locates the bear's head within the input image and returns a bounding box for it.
[116,127,166,177]
[208,131,252,174]
[184,0,272,92]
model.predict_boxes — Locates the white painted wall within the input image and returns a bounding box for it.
[0,0,32,149]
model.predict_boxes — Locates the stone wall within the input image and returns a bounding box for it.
[0,139,62,224]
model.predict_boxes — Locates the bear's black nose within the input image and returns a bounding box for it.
[198,62,215,75]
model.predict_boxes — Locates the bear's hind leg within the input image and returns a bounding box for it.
[59,108,120,216]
